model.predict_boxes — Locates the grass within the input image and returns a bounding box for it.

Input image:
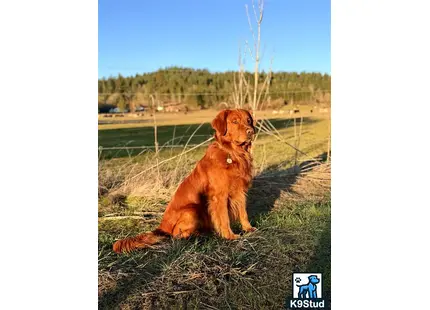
[98,109,331,309]
[99,199,330,309]
[98,115,327,159]
[98,107,325,130]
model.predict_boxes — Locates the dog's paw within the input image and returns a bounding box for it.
[225,233,240,240]
[243,226,257,233]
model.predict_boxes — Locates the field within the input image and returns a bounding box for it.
[98,108,331,309]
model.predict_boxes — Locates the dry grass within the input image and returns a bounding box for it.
[99,114,330,194]
[98,112,331,309]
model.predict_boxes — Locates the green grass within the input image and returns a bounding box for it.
[98,116,321,159]
[98,113,331,309]
[98,198,330,309]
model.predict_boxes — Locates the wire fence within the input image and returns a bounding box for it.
[98,144,202,151]
[98,89,331,109]
[98,89,331,96]
[98,86,331,161]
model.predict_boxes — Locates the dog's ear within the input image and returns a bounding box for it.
[211,109,230,136]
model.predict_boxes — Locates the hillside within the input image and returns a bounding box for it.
[98,67,331,111]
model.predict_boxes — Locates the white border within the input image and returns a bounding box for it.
[1,0,430,309]
[0,0,97,309]
[333,0,430,309]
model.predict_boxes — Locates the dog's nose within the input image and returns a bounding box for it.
[246,128,254,137]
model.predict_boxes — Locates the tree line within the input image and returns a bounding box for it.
[98,67,331,112]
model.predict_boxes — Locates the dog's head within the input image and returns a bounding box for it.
[308,275,320,284]
[211,109,255,146]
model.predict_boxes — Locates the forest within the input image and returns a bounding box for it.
[98,67,331,112]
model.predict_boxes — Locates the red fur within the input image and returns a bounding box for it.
[113,109,256,254]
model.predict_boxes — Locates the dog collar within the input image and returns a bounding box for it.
[226,154,233,164]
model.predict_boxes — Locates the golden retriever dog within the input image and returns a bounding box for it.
[113,109,256,253]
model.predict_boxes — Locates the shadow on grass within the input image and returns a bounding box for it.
[98,152,330,309]
[281,217,331,310]
[308,219,331,308]
[98,117,320,159]
[247,152,328,219]
[98,239,183,309]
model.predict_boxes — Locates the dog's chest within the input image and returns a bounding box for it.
[227,156,253,189]
[229,174,252,192]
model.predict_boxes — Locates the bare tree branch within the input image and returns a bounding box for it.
[245,4,257,45]
[244,40,255,61]
[257,56,274,111]
[252,0,259,29]
[258,0,264,23]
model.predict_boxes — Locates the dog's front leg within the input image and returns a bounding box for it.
[230,191,256,233]
[208,192,239,240]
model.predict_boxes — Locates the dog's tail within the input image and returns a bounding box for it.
[113,228,169,254]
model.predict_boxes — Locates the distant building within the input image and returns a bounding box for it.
[164,102,189,113]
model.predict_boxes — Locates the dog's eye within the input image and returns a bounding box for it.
[247,118,251,124]
[232,120,238,124]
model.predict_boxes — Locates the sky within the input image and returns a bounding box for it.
[98,0,330,79]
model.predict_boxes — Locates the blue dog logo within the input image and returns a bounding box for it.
[287,273,325,309]
[296,275,320,299]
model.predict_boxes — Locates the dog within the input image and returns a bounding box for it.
[113,109,257,253]
[297,275,320,298]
